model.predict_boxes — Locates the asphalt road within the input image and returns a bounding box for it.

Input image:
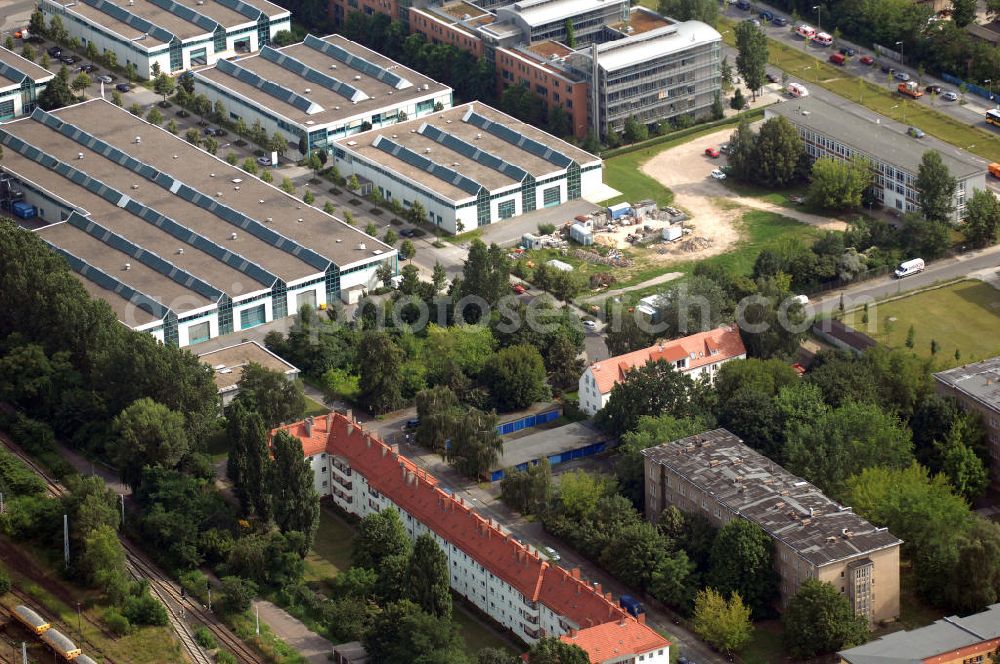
[812,242,1000,315]
[722,2,996,128]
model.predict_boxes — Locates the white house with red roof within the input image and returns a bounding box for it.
[273,412,670,663]
[578,326,746,416]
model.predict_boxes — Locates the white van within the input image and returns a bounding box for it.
[812,32,833,46]
[786,82,810,98]
[894,258,925,278]
[796,24,816,39]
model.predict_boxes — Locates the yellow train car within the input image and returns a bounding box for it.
[75,654,99,664]
[40,628,82,660]
[12,605,51,635]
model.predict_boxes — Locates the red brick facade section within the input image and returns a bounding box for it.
[408,8,485,59]
[495,48,589,139]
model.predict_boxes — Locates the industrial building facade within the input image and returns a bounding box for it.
[0,47,53,122]
[39,0,291,79]
[767,98,985,222]
[193,34,454,156]
[332,101,603,234]
[934,358,1000,489]
[642,429,902,625]
[277,412,671,663]
[0,100,393,348]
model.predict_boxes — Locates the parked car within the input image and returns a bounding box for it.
[511,283,526,294]
[398,228,415,237]
[256,156,272,166]
[759,10,773,21]
[839,47,856,56]
[403,418,420,430]
[583,320,598,331]
[704,146,720,158]
[47,46,62,57]
[736,0,750,9]
[115,83,131,93]
[710,168,727,180]
[925,85,942,94]
[767,72,781,83]
[881,63,893,73]
[60,55,78,64]
[860,55,874,65]
[907,126,926,138]
[720,142,730,153]
[772,15,788,26]
[941,90,958,101]
[542,547,561,561]
[894,71,911,81]
[894,258,925,278]
[96,75,113,84]
[82,64,98,73]
[203,127,217,135]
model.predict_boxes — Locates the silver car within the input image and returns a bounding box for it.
[894,71,911,81]
[941,91,958,101]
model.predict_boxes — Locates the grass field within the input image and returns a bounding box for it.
[718,19,1000,163]
[626,209,826,301]
[739,620,787,664]
[847,279,1000,368]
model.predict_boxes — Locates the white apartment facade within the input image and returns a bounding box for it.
[579,325,746,416]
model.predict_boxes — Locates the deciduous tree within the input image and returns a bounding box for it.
[962,188,1000,248]
[112,398,189,490]
[353,508,411,570]
[783,579,870,658]
[446,408,502,478]
[482,344,547,412]
[807,156,873,210]
[407,533,452,618]
[365,600,469,664]
[916,150,957,223]
[708,519,778,618]
[526,637,590,664]
[357,330,403,414]
[596,359,703,436]
[269,430,320,551]
[234,362,305,428]
[693,588,753,654]
[500,459,552,515]
[735,20,768,100]
[753,116,804,187]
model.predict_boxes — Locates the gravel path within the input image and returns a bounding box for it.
[252,600,334,664]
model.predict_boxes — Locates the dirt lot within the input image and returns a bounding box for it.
[640,127,848,263]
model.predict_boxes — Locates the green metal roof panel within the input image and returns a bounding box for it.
[78,0,176,44]
[372,135,482,196]
[67,213,224,301]
[146,0,219,33]
[216,58,324,115]
[419,123,528,182]
[259,45,367,103]
[462,109,573,168]
[303,34,411,90]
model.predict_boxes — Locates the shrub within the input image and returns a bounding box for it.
[194,626,218,649]
[215,652,237,664]
[538,223,556,235]
[104,609,133,636]
[179,569,209,603]
[219,576,257,615]
[123,591,168,626]
[0,564,10,595]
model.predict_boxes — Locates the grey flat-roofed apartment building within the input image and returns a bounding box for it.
[642,429,901,624]
[194,34,454,156]
[767,96,985,221]
[40,0,290,79]
[0,99,393,348]
[0,47,54,122]
[935,357,1000,488]
[567,19,722,135]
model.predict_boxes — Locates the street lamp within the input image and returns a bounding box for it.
[985,79,994,105]
[812,5,822,31]
[895,40,904,66]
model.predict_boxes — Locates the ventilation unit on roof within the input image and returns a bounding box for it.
[298,218,304,222]
[346,140,357,146]
[425,148,431,153]
[216,191,223,197]
[77,152,84,160]
[177,248,184,254]
[124,262,131,270]
[210,173,216,177]
[230,232,237,240]
[354,75,361,81]
[373,249,383,255]
[232,178,242,184]
[446,119,452,123]
[357,242,366,250]
[131,184,139,190]
[265,216,273,222]
[336,238,342,243]
[334,106,340,110]
[475,133,482,139]
[304,88,312,93]
[173,154,179,159]
[258,199,264,204]
[391,134,397,139]
[134,136,141,144]
[233,186,240,191]
[423,84,429,90]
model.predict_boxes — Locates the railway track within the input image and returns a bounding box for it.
[1,434,265,664]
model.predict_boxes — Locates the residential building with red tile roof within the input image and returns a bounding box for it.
[560,620,671,664]
[273,412,670,663]
[578,325,746,416]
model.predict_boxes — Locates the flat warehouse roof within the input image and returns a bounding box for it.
[337,101,600,202]
[768,96,983,180]
[594,20,720,72]
[0,100,392,320]
[55,0,288,46]
[199,340,298,391]
[497,421,605,469]
[196,34,450,130]
[505,0,622,27]
[0,46,54,89]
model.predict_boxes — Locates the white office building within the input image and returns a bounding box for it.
[0,99,393,348]
[193,34,453,156]
[333,101,603,234]
[39,0,290,79]
[0,47,53,122]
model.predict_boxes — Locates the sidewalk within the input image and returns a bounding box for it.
[252,600,334,664]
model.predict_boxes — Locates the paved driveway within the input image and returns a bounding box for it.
[252,601,334,664]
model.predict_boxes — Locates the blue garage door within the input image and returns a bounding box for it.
[240,304,265,329]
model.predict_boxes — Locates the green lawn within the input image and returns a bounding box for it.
[305,507,356,584]
[719,19,1000,163]
[452,602,521,654]
[846,279,1000,368]
[302,395,330,418]
[626,209,826,301]
[738,621,787,664]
